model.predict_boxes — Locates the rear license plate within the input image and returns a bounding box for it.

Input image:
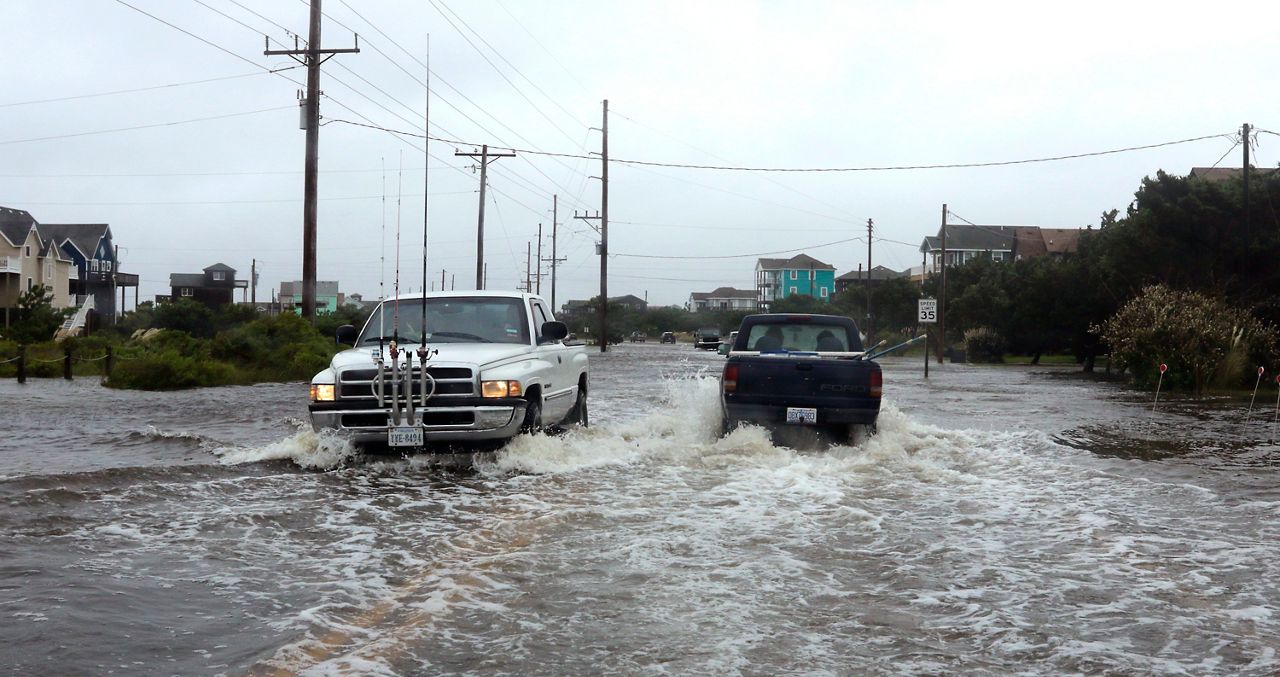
[785,407,818,424]
[389,426,423,447]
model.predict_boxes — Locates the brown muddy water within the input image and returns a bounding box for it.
[1,344,1278,675]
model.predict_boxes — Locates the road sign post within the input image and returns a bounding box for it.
[918,298,937,378]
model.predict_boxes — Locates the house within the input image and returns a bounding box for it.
[835,266,907,294]
[167,263,248,309]
[279,280,343,314]
[1,208,77,328]
[560,295,648,315]
[918,224,1083,274]
[1189,166,1279,183]
[689,287,758,312]
[39,222,139,324]
[755,253,836,308]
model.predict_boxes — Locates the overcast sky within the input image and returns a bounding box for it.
[3,1,1276,309]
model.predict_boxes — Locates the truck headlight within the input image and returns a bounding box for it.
[310,384,336,402]
[481,380,522,398]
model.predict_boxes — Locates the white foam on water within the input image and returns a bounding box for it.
[211,428,357,470]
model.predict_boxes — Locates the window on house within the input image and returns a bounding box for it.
[789,286,797,295]
[45,263,52,279]
[810,270,815,280]
[790,270,797,280]
[181,287,193,297]
[27,277,33,291]
[820,287,829,298]
[26,245,31,257]
[213,271,226,281]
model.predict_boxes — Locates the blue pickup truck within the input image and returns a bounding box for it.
[719,314,882,444]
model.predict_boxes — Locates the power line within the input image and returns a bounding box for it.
[3,191,475,206]
[613,236,864,260]
[325,118,1234,174]
[0,70,293,108]
[0,106,293,145]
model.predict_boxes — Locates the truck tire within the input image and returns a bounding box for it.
[847,423,877,446]
[571,388,589,428]
[521,398,543,433]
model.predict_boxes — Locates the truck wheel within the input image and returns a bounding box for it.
[573,389,589,428]
[847,423,876,446]
[521,398,543,433]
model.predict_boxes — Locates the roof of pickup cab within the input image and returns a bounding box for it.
[379,289,548,303]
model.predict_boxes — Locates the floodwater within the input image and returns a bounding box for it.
[2,344,1278,676]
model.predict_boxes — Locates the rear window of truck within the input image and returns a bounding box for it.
[743,321,857,352]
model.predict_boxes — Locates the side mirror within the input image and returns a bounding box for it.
[335,324,357,346]
[539,320,568,343]
[717,342,731,356]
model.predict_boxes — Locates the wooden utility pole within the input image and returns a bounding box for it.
[535,222,543,295]
[251,258,257,304]
[865,218,873,339]
[1243,122,1251,251]
[264,0,359,322]
[938,204,948,363]
[543,194,567,310]
[455,145,515,289]
[524,241,532,292]
[573,100,609,351]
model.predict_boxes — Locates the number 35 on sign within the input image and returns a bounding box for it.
[918,298,937,323]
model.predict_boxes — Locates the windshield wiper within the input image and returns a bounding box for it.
[360,335,399,345]
[429,331,492,343]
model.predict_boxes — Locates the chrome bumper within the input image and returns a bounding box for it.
[309,403,527,444]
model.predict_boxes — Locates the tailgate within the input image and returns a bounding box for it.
[729,355,879,406]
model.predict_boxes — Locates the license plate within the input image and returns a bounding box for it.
[785,407,818,424]
[388,426,423,447]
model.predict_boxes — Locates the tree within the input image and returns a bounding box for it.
[1099,284,1277,395]
[6,285,68,343]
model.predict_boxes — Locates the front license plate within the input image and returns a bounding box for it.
[785,407,818,425]
[389,426,423,447]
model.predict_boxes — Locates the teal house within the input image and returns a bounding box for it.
[754,253,836,308]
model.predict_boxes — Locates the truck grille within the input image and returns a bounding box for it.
[337,365,476,401]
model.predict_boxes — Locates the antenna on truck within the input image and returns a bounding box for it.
[419,35,431,359]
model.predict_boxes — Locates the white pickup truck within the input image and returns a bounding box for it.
[308,291,589,449]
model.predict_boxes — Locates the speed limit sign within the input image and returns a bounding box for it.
[918,298,937,323]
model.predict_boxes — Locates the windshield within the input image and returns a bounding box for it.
[743,321,858,352]
[359,297,530,345]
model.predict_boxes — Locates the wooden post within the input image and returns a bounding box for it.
[105,345,114,378]
[17,345,26,384]
[63,346,73,380]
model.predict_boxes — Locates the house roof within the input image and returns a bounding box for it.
[691,287,756,300]
[170,273,205,287]
[1189,166,1280,183]
[836,266,905,282]
[757,253,835,271]
[38,236,72,262]
[204,262,236,273]
[37,223,110,259]
[1039,228,1082,255]
[0,206,37,247]
[281,280,339,296]
[610,294,646,305]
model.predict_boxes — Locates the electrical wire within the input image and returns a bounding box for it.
[0,106,293,146]
[613,237,863,260]
[0,70,294,108]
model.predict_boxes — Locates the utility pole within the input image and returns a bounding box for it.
[866,218,873,339]
[264,0,359,323]
[543,194,567,310]
[938,204,948,364]
[535,222,543,295]
[111,244,119,324]
[455,144,515,289]
[1243,122,1251,257]
[525,241,532,293]
[440,269,445,291]
[251,258,257,304]
[574,100,609,352]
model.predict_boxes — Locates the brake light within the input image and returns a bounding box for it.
[723,364,738,393]
[870,369,882,398]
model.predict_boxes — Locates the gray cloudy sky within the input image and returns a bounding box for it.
[3,1,1276,308]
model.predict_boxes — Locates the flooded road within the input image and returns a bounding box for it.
[2,344,1278,675]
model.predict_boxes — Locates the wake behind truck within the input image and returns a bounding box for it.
[308,291,589,450]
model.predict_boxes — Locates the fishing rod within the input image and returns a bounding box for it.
[863,334,927,361]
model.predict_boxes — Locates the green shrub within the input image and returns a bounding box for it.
[107,348,239,390]
[964,327,1006,363]
[1098,284,1278,395]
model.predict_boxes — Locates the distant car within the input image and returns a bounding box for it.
[629,331,648,343]
[694,328,721,350]
[660,331,676,344]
